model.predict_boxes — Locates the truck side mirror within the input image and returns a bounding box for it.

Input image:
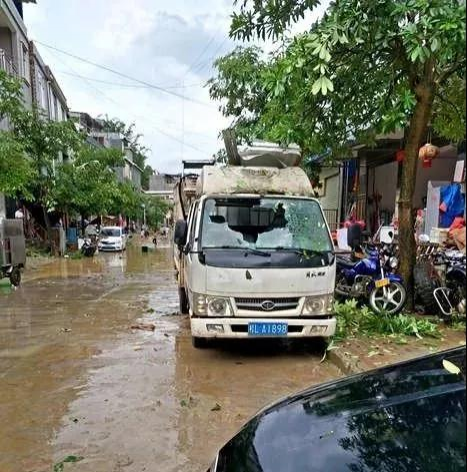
[174,219,188,247]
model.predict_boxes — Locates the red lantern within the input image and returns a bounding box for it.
[396,149,405,162]
[419,143,440,168]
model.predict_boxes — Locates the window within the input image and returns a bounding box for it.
[54,96,58,120]
[38,71,47,109]
[49,91,56,120]
[20,42,29,80]
[188,202,199,247]
[201,197,332,252]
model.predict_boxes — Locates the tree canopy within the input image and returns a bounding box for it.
[0,70,166,237]
[211,0,466,304]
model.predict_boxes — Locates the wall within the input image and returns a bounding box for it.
[413,147,457,208]
[317,168,340,210]
[368,146,458,215]
[369,161,398,213]
[0,26,12,55]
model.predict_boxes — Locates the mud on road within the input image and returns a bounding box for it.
[0,246,341,472]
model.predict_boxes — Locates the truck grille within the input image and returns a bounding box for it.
[234,297,300,312]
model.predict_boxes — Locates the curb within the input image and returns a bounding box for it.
[327,349,361,375]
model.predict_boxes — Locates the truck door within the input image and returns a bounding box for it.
[183,201,199,296]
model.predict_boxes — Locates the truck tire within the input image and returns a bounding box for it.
[179,287,189,314]
[9,267,21,287]
[414,262,439,315]
[192,336,209,349]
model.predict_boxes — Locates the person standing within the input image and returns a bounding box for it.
[14,207,24,219]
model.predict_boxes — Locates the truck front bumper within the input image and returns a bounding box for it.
[190,317,336,339]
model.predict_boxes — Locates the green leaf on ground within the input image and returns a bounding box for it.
[53,456,84,472]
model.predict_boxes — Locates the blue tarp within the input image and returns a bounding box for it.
[66,227,78,243]
[440,183,465,228]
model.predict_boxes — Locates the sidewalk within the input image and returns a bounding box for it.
[328,326,466,374]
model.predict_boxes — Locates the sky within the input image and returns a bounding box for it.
[23,0,329,174]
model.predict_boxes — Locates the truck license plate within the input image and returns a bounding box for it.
[375,278,390,288]
[248,322,288,336]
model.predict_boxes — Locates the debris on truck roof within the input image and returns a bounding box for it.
[223,129,301,168]
[196,166,314,197]
[238,141,301,168]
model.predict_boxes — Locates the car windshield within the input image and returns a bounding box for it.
[100,228,121,237]
[201,197,332,252]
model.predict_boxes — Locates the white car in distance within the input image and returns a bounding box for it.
[98,226,126,252]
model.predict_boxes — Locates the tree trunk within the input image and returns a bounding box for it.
[398,82,435,309]
[42,204,53,253]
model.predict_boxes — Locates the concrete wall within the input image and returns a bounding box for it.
[316,168,340,210]
[369,161,398,213]
[0,26,12,55]
[413,147,457,208]
[368,146,458,215]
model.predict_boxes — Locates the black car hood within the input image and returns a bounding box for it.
[215,347,466,472]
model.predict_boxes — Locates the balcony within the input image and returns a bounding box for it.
[0,48,17,76]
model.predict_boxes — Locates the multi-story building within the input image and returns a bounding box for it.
[147,173,180,203]
[29,41,69,124]
[70,111,143,190]
[0,0,33,118]
[0,0,33,218]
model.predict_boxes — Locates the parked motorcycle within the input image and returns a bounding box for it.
[81,236,97,257]
[432,251,466,318]
[335,242,407,315]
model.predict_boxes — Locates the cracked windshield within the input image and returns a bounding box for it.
[202,198,333,252]
[0,0,465,472]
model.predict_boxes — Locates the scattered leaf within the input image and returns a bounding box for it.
[53,455,84,472]
[130,323,155,332]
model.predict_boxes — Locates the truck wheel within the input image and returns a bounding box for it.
[9,267,21,287]
[179,287,189,314]
[192,336,209,349]
[414,263,439,315]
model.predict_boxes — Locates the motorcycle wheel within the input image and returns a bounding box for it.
[335,274,351,300]
[447,277,466,316]
[9,267,21,287]
[369,281,407,315]
[414,262,440,315]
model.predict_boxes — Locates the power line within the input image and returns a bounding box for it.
[58,70,204,90]
[184,32,218,78]
[191,37,230,76]
[47,48,208,156]
[33,39,215,108]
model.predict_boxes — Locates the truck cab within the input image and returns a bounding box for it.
[174,147,336,348]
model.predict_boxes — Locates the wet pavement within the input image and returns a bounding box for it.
[0,244,341,472]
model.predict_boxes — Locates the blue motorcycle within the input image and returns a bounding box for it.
[335,244,407,315]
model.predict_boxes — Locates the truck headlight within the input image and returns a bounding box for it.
[302,294,334,315]
[192,293,232,317]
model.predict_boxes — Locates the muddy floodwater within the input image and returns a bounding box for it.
[0,244,341,472]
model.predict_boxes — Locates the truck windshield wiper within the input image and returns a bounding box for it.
[270,248,334,258]
[204,246,271,257]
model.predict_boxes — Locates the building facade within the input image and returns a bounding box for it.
[70,111,143,190]
[1,0,70,218]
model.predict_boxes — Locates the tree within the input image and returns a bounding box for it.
[0,131,34,200]
[0,70,35,200]
[51,145,124,218]
[13,109,82,239]
[211,0,466,305]
[143,196,170,230]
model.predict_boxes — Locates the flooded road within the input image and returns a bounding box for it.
[0,244,341,472]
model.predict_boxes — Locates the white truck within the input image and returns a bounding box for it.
[173,145,336,348]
